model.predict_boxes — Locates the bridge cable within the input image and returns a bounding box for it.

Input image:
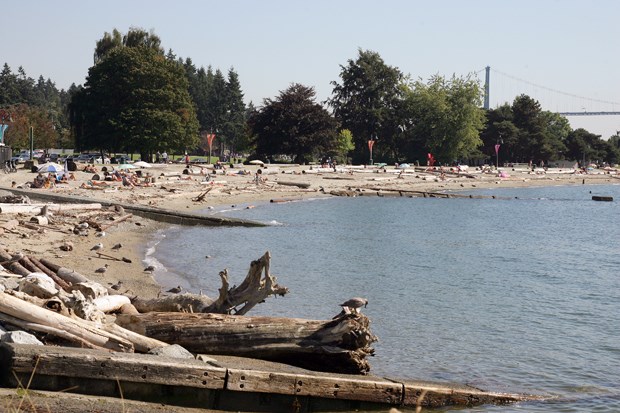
[491,68,620,107]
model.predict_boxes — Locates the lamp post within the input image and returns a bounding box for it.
[29,126,34,160]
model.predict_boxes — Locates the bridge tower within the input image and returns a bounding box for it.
[483,66,490,110]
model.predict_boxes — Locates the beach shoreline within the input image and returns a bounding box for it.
[0,162,617,298]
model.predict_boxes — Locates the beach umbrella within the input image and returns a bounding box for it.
[116,164,137,170]
[133,161,152,168]
[37,162,64,173]
[249,160,264,165]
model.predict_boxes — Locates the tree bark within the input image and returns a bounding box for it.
[116,311,378,374]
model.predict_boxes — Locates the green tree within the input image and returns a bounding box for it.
[71,45,199,160]
[404,74,485,164]
[333,129,355,164]
[3,103,57,150]
[0,64,68,149]
[540,111,569,161]
[250,84,337,163]
[329,49,404,163]
[94,27,162,64]
[0,64,20,105]
[564,128,600,165]
[222,68,246,158]
[511,94,554,163]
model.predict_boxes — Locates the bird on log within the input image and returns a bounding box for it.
[340,297,368,314]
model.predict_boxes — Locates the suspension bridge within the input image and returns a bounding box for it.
[480,66,620,116]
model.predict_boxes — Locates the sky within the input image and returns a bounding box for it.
[3,0,620,138]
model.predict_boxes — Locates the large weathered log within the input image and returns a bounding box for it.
[116,312,378,374]
[132,293,214,313]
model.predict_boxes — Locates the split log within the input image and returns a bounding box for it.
[0,312,106,350]
[29,216,49,225]
[0,292,134,351]
[116,311,377,374]
[0,203,102,214]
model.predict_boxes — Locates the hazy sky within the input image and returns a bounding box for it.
[3,0,620,137]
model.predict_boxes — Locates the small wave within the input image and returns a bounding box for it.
[143,229,168,272]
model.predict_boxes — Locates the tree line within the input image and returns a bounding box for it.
[1,28,618,166]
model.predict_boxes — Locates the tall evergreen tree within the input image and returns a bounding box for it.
[223,68,246,158]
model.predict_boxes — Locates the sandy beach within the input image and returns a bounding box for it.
[0,161,617,298]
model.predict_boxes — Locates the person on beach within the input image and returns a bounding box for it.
[122,174,135,189]
[32,173,46,189]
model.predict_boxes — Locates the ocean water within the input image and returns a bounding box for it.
[148,184,620,412]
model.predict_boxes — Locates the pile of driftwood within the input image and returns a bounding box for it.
[0,248,376,374]
[0,242,377,374]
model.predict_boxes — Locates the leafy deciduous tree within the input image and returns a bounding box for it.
[329,49,404,163]
[250,84,337,163]
[71,45,199,160]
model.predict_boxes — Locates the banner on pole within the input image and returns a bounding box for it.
[367,140,375,151]
[427,153,435,167]
[207,133,216,149]
[495,144,501,155]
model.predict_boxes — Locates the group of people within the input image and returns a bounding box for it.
[31,172,75,189]
[155,151,169,164]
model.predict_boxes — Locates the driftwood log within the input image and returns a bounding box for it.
[132,251,288,315]
[276,180,311,189]
[0,291,167,352]
[116,311,378,374]
[0,203,102,214]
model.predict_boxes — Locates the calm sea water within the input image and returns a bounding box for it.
[148,184,620,412]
